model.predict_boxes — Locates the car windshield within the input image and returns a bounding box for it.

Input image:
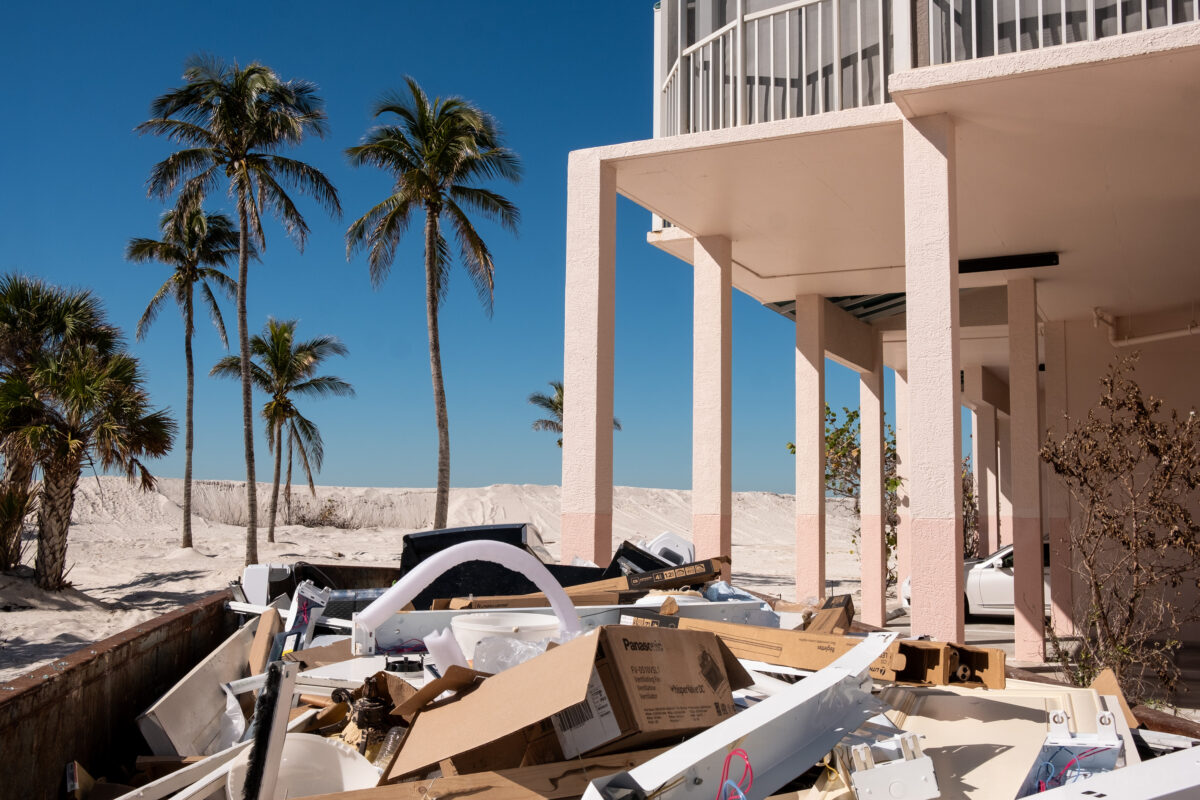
[983,543,1053,568]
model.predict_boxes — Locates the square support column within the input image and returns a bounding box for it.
[1043,320,1075,635]
[859,335,886,627]
[894,368,913,589]
[692,235,733,579]
[975,403,999,556]
[903,114,964,644]
[561,152,616,565]
[998,412,1013,547]
[1008,278,1046,662]
[964,365,1000,557]
[795,294,826,601]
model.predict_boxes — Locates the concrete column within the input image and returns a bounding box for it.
[795,294,826,602]
[561,152,616,565]
[975,403,999,556]
[964,365,1000,556]
[1042,320,1074,635]
[1008,278,1046,662]
[903,114,964,644]
[859,335,886,627]
[997,412,1013,547]
[692,235,733,579]
[894,369,913,589]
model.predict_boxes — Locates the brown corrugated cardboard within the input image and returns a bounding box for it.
[248,607,282,675]
[435,577,641,609]
[386,625,751,781]
[668,618,906,681]
[625,557,728,591]
[805,595,854,634]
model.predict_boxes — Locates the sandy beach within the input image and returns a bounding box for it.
[0,476,871,683]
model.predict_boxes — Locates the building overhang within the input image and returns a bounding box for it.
[582,22,1200,355]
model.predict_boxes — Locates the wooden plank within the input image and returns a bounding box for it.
[249,607,282,675]
[292,747,670,800]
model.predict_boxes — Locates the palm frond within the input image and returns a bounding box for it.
[135,278,177,341]
[197,280,229,348]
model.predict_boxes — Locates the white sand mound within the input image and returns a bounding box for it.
[0,477,869,683]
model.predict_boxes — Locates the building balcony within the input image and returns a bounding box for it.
[655,0,1200,139]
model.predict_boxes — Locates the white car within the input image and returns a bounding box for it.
[900,542,1052,618]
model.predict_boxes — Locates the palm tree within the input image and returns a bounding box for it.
[138,55,341,565]
[0,276,117,569]
[346,77,520,530]
[528,380,621,448]
[0,341,175,589]
[212,319,352,542]
[127,206,240,549]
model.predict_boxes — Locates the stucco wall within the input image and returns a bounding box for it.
[1057,318,1200,644]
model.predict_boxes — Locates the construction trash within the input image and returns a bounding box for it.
[56,527,1197,800]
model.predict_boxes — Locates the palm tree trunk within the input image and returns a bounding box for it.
[285,434,293,526]
[268,418,282,544]
[424,210,450,530]
[238,193,258,565]
[182,283,195,549]
[35,456,82,591]
[0,456,35,569]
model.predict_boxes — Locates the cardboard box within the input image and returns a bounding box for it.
[805,594,855,634]
[667,617,907,682]
[387,625,752,781]
[433,577,643,610]
[614,616,1005,689]
[625,557,727,591]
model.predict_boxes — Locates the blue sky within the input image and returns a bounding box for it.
[0,1,927,494]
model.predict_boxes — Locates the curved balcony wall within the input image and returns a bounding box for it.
[655,0,1199,138]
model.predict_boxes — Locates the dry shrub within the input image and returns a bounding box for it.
[1041,354,1200,702]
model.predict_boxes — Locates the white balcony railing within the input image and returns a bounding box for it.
[659,0,892,137]
[928,0,1198,64]
[656,0,1197,139]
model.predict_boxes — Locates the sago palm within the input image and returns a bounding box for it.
[127,205,239,549]
[528,380,621,448]
[0,275,117,569]
[212,319,352,542]
[138,55,341,565]
[0,342,174,589]
[346,77,520,529]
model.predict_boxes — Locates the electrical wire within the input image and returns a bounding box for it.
[716,749,753,800]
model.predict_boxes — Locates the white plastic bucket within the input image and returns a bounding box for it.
[450,612,561,661]
[226,733,381,800]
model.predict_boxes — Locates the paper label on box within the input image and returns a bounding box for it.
[551,668,621,758]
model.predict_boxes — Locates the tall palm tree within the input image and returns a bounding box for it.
[212,319,352,542]
[0,341,175,589]
[127,206,240,549]
[0,276,117,569]
[138,55,341,565]
[345,77,520,529]
[528,380,621,448]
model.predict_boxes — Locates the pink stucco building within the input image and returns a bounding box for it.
[561,0,1200,662]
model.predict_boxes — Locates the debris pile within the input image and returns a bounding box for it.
[58,525,1200,799]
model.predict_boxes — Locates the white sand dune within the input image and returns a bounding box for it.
[0,476,870,682]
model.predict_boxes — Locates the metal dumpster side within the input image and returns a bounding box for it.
[0,589,238,800]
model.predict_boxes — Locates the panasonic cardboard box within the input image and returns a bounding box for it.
[387,625,752,780]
